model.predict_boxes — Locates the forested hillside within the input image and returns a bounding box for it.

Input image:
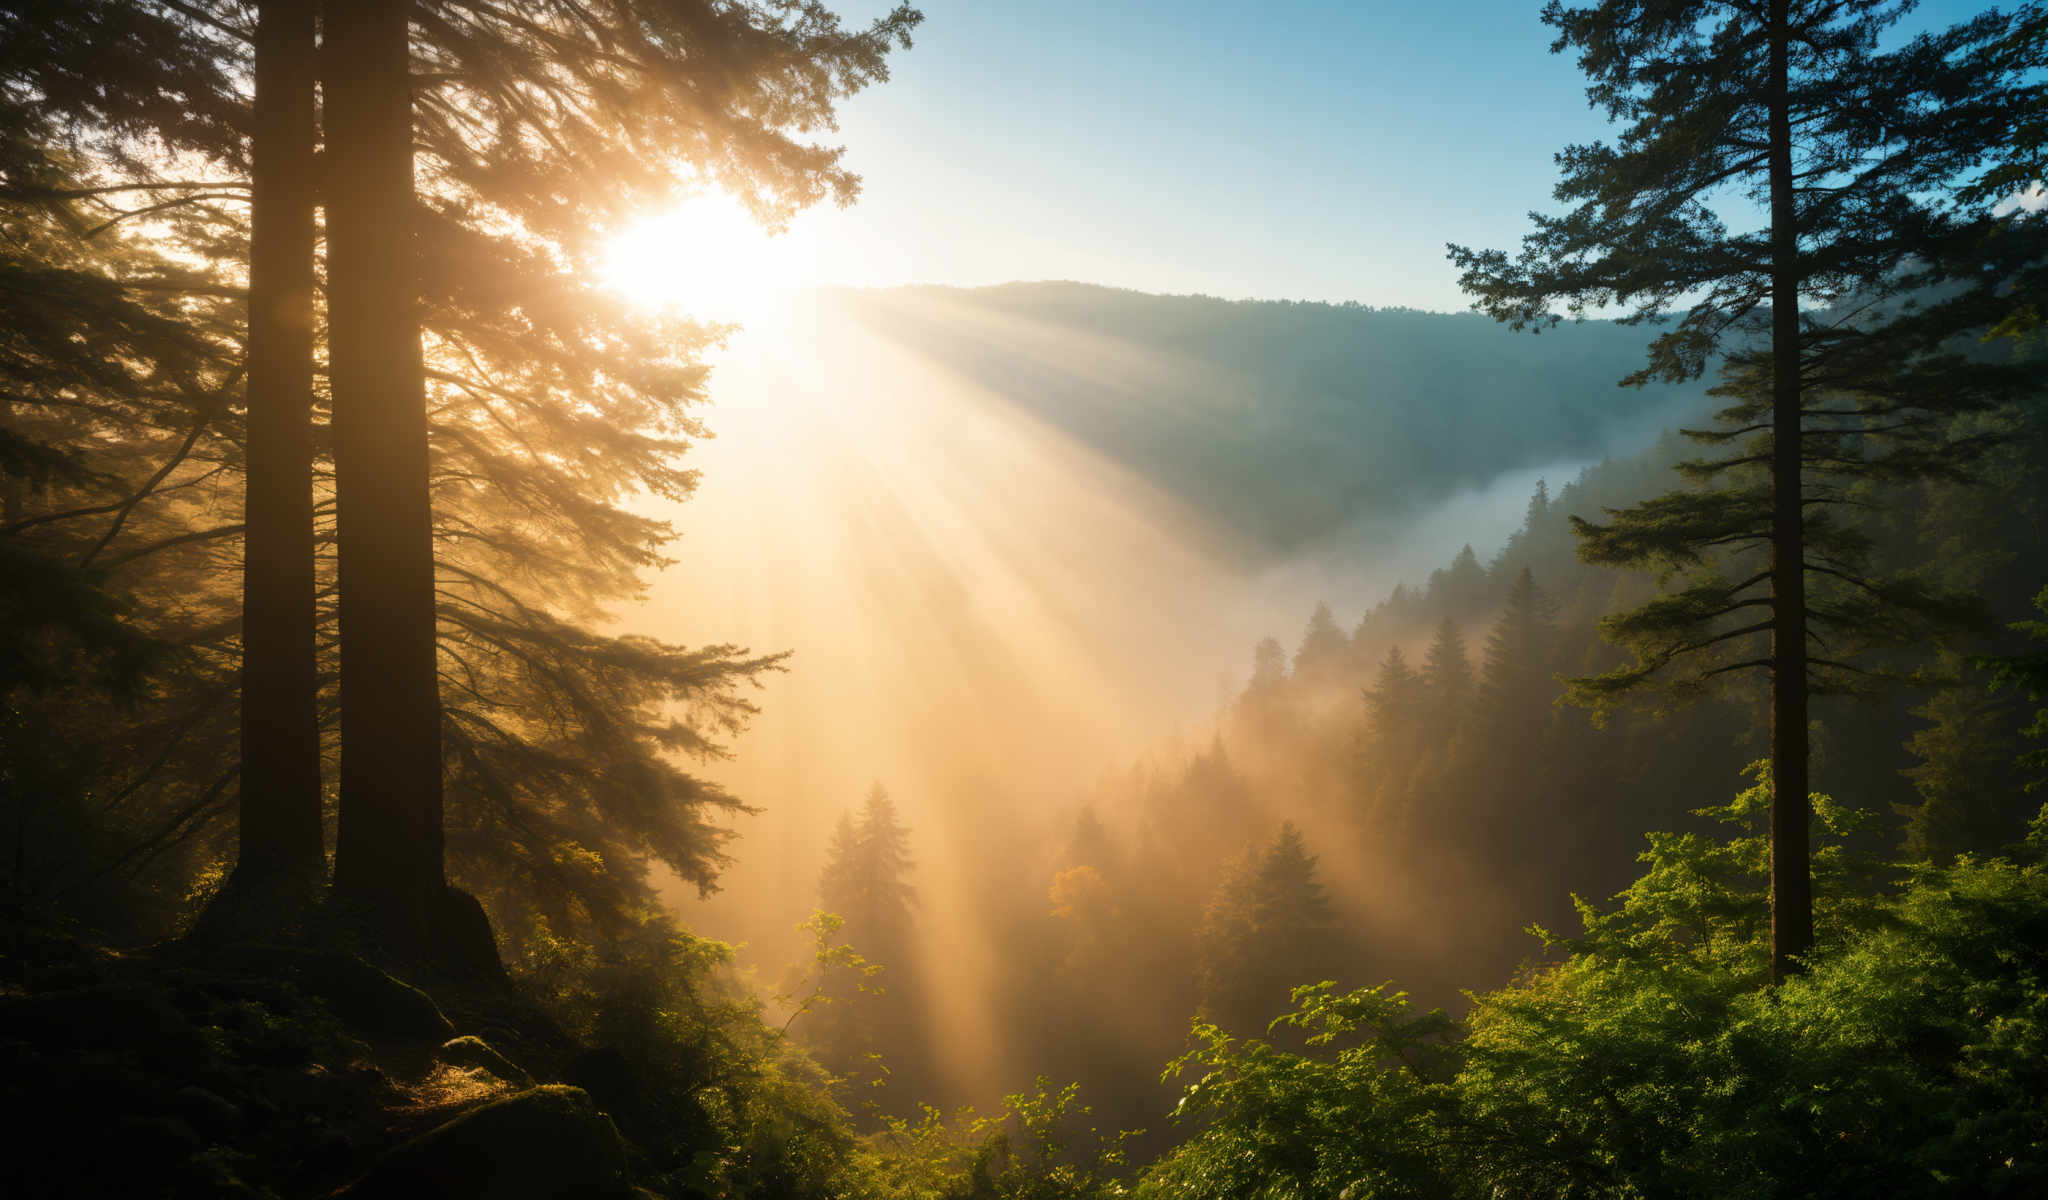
[6,0,2048,1197]
[775,398,2048,1145]
[844,283,1712,557]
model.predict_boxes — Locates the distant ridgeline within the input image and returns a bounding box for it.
[840,282,1713,558]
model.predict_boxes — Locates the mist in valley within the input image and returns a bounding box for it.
[11,1,2048,1194]
[623,284,1718,1117]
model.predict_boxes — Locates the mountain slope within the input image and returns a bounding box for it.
[839,282,1711,559]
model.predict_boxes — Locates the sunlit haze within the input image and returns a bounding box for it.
[622,285,1706,1102]
[14,0,2045,1188]
[601,194,825,320]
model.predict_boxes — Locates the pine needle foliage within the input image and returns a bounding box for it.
[1449,0,2048,978]
[0,0,920,939]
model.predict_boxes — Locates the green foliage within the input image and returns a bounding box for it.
[1899,652,2031,859]
[1448,0,2048,716]
[1458,845,2048,1197]
[515,913,1136,1200]
[858,1079,1134,1200]
[778,909,885,1033]
[1156,389,2046,1086]
[516,914,867,1200]
[1564,339,2023,711]
[1982,586,2048,791]
[1452,0,2047,979]
[1449,1,2041,369]
[1147,776,2048,1199]
[1145,986,1461,1200]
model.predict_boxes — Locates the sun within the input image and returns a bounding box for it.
[600,193,811,320]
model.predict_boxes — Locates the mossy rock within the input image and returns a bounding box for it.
[336,1085,631,1199]
[213,946,452,1040]
[436,1035,530,1086]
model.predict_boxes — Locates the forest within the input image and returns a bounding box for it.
[4,1,2048,1198]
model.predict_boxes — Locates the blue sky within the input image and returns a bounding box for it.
[720,0,2003,312]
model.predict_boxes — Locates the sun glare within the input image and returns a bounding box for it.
[601,193,812,320]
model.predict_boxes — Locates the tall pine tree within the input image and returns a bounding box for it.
[324,0,462,955]
[1294,601,1353,683]
[0,0,920,943]
[231,0,322,901]
[1420,615,1474,733]
[1478,568,1556,727]
[819,783,918,965]
[1450,0,2044,980]
[1196,821,1338,1035]
[811,782,921,1095]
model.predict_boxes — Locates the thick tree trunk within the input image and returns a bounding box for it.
[1766,0,1813,983]
[234,0,324,893]
[323,0,448,939]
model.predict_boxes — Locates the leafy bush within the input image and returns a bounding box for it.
[856,1078,1134,1200]
[516,916,862,1199]
[518,914,1133,1200]
[1147,775,2048,1199]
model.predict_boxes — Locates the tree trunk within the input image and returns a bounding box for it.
[234,0,324,893]
[323,0,447,939]
[1766,0,1813,982]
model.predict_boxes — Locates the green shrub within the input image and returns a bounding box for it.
[1147,778,2048,1199]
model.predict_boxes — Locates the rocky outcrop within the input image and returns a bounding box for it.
[335,1085,631,1200]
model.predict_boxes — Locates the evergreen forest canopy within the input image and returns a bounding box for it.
[2,1,2048,1198]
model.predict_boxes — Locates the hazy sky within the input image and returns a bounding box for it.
[663,0,1995,312]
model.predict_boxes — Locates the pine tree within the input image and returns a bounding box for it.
[818,809,862,907]
[1471,568,1565,863]
[1196,822,1338,1034]
[811,782,921,1093]
[1449,0,2045,980]
[0,0,920,942]
[1293,601,1352,683]
[1253,821,1335,943]
[1419,616,1474,732]
[819,783,917,963]
[1247,636,1289,694]
[1362,645,1426,827]
[1983,587,2048,796]
[1898,656,2027,861]
[0,12,248,919]
[1063,805,1123,883]
[1478,568,1556,725]
[1366,645,1423,752]
[1194,846,1261,1031]
[322,0,464,954]
[1145,736,1264,902]
[1240,635,1294,744]
[229,0,322,901]
[1428,544,1489,620]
